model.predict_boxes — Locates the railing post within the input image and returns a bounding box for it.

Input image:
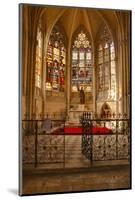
[63,134,65,169]
[103,120,106,160]
[127,119,130,162]
[81,113,93,165]
[90,132,93,166]
[116,119,119,159]
[34,120,38,168]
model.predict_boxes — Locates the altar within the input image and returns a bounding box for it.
[67,104,92,124]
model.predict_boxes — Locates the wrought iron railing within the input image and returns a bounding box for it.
[22,119,65,168]
[22,113,130,169]
[23,112,66,120]
[80,112,130,162]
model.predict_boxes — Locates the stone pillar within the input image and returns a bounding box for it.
[41,18,46,119]
[117,13,130,116]
[93,44,96,115]
[66,43,71,120]
[21,6,28,120]
[25,24,36,119]
[126,14,131,117]
[22,6,42,120]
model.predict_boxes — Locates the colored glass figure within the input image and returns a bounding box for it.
[46,26,66,92]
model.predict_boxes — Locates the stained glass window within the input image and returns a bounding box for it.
[46,26,66,92]
[35,27,42,89]
[72,31,92,92]
[96,26,116,100]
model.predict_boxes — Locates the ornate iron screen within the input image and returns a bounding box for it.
[80,113,130,162]
[22,113,130,169]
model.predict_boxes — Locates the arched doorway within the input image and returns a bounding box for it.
[100,103,112,118]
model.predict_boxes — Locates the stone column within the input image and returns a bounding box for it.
[41,18,46,119]
[66,43,71,121]
[23,6,42,120]
[118,13,130,116]
[21,6,28,119]
[93,44,96,115]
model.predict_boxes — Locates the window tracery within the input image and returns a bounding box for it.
[35,27,42,89]
[72,31,92,92]
[97,26,116,100]
[46,26,66,92]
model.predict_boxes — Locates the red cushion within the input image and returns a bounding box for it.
[64,126,112,135]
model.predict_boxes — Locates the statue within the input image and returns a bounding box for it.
[79,87,85,104]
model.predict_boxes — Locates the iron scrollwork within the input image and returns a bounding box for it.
[81,112,130,162]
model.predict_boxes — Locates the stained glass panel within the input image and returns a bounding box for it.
[104,42,109,49]
[111,61,116,74]
[53,47,60,62]
[111,75,116,86]
[72,31,92,92]
[111,52,115,60]
[104,54,109,62]
[105,48,109,55]
[79,51,85,60]
[46,26,66,92]
[96,26,116,100]
[35,27,42,89]
[98,50,103,57]
[61,46,66,64]
[47,45,53,61]
[86,52,91,60]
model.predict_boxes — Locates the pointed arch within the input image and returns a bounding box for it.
[35,23,43,95]
[71,26,93,93]
[101,102,112,118]
[96,24,116,101]
[95,10,116,43]
[71,24,91,47]
[46,24,67,93]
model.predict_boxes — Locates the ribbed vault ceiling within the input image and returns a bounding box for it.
[41,6,119,42]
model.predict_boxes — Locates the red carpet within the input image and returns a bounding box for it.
[64,126,112,135]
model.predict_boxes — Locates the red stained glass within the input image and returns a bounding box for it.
[46,26,66,92]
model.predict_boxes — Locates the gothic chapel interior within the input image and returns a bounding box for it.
[22,5,130,121]
[21,4,131,195]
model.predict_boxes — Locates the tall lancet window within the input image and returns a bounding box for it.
[96,25,116,100]
[72,31,92,92]
[46,26,66,92]
[35,26,43,89]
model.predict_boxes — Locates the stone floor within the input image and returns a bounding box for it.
[22,164,131,195]
[21,135,131,195]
